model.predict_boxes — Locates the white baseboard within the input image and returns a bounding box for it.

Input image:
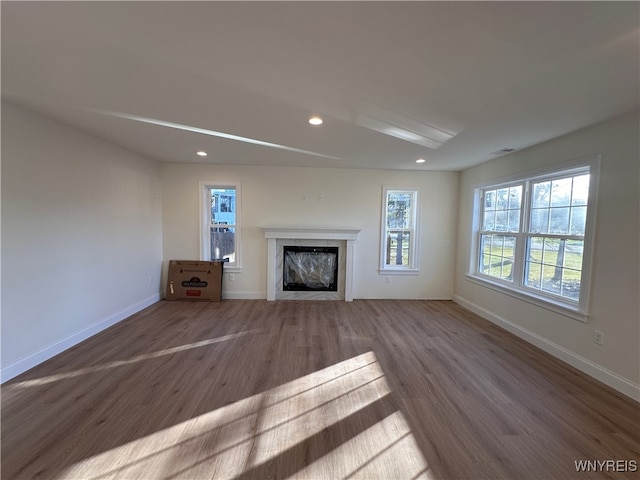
[452,295,640,402]
[222,291,266,300]
[1,293,161,383]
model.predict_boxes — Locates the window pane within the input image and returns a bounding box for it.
[549,207,570,234]
[532,181,551,208]
[483,210,495,231]
[508,210,520,231]
[572,174,590,206]
[541,264,561,295]
[527,236,544,263]
[550,177,572,207]
[386,230,411,266]
[210,188,236,225]
[496,188,509,209]
[479,234,515,281]
[525,262,542,289]
[485,190,496,210]
[530,209,549,233]
[211,227,235,262]
[508,187,522,210]
[479,235,492,274]
[542,238,560,266]
[570,206,587,235]
[565,239,584,268]
[525,236,583,301]
[495,210,508,231]
[561,268,581,301]
[528,174,589,238]
[387,193,413,229]
[524,237,543,289]
[483,185,521,233]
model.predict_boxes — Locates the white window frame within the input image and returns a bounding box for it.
[380,186,420,274]
[467,155,600,322]
[199,180,242,272]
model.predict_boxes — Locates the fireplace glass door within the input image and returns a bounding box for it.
[283,246,338,291]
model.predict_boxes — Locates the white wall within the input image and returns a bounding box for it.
[161,163,459,300]
[454,110,640,399]
[1,101,163,381]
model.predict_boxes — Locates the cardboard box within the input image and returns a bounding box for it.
[165,260,223,301]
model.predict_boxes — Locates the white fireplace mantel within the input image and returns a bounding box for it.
[263,227,361,301]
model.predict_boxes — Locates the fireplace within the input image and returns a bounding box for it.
[283,246,339,292]
[263,227,361,301]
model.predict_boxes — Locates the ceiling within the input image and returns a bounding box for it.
[2,1,638,171]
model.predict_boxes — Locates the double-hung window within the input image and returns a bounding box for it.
[200,181,242,270]
[470,156,599,319]
[380,187,419,273]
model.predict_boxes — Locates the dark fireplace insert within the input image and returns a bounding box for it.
[283,246,339,291]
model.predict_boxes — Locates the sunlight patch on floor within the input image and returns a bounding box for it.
[58,351,429,479]
[9,329,262,388]
[291,411,432,480]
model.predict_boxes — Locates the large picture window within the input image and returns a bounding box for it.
[381,187,419,272]
[200,181,241,270]
[470,156,599,319]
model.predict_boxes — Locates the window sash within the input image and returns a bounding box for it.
[385,229,414,267]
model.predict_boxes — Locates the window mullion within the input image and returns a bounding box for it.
[512,181,531,288]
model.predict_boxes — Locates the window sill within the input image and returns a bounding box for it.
[379,268,420,276]
[223,266,242,273]
[465,273,588,323]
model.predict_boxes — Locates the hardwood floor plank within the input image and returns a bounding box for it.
[2,300,638,479]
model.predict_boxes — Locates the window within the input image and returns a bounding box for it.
[469,156,599,319]
[200,181,241,270]
[380,187,419,272]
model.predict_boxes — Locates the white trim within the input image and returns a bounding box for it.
[263,227,360,241]
[222,291,266,300]
[465,274,587,322]
[262,227,360,301]
[1,293,161,383]
[453,294,640,402]
[379,269,420,275]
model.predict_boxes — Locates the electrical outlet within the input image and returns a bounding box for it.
[385,276,391,284]
[593,330,604,346]
[302,193,308,201]
[228,273,235,282]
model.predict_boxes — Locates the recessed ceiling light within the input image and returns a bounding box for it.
[416,158,426,164]
[308,116,323,126]
[196,151,208,157]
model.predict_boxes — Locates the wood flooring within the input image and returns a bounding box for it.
[2,300,638,479]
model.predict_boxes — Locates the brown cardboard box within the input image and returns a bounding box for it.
[165,260,223,301]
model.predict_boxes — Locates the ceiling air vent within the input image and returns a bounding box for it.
[490,148,517,156]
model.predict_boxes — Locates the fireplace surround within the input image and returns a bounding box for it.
[263,227,360,301]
